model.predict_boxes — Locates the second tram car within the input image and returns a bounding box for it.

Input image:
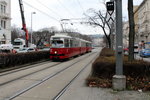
[50,33,92,60]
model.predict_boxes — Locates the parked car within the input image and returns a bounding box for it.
[27,48,35,52]
[123,47,129,53]
[123,44,139,54]
[41,47,50,51]
[17,47,36,53]
[0,44,16,53]
[139,48,150,57]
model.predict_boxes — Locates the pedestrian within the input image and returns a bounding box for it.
[138,40,145,52]
[12,49,17,53]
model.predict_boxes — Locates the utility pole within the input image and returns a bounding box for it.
[112,0,126,91]
[31,12,36,44]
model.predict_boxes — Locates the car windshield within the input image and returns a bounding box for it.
[13,42,22,45]
[51,40,64,48]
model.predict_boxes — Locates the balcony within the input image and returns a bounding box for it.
[0,13,10,19]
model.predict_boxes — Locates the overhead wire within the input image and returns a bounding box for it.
[57,0,77,18]
[75,0,85,13]
[23,1,59,22]
[22,0,100,34]
[36,0,63,19]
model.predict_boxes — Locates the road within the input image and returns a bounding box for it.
[134,53,150,62]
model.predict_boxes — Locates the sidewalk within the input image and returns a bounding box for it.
[60,63,150,100]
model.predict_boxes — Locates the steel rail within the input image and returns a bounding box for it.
[0,60,51,76]
[5,52,95,100]
[53,52,99,100]
[0,62,61,86]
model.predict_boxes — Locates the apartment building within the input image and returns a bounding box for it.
[0,0,11,44]
[135,0,150,43]
[123,21,129,48]
[123,0,150,47]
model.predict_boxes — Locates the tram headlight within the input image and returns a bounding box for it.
[54,51,57,54]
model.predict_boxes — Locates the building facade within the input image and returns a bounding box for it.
[135,0,150,43]
[134,6,139,44]
[0,0,11,44]
[123,0,150,47]
[123,21,129,48]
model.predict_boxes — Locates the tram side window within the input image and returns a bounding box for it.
[86,43,88,47]
[81,41,86,47]
[70,40,73,47]
[72,40,77,47]
[86,43,90,47]
[64,39,69,47]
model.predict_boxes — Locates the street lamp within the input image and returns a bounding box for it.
[31,12,36,44]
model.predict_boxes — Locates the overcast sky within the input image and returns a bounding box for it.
[11,0,143,35]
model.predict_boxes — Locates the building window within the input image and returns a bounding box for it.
[4,5,6,13]
[0,4,6,14]
[1,20,6,29]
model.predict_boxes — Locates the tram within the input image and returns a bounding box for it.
[50,33,92,60]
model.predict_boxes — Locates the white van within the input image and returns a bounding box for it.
[0,44,15,53]
[13,38,26,52]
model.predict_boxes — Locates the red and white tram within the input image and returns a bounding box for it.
[50,33,92,60]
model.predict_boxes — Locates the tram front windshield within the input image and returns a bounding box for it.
[51,40,64,48]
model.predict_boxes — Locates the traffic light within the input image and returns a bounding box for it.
[106,1,114,11]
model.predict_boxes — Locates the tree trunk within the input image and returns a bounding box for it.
[102,27,111,48]
[108,36,111,48]
[128,0,135,61]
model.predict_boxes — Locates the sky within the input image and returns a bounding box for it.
[11,0,144,35]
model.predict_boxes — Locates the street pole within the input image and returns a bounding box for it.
[31,12,36,44]
[115,0,123,75]
[113,0,126,91]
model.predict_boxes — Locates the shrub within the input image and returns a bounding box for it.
[87,48,150,91]
[0,51,49,68]
[99,47,115,57]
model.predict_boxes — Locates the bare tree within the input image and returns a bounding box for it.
[128,0,135,61]
[11,25,22,43]
[32,27,58,48]
[85,8,112,48]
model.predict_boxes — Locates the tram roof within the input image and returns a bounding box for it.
[51,33,91,43]
[51,33,72,38]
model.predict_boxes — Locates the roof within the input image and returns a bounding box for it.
[51,34,72,39]
[134,0,147,13]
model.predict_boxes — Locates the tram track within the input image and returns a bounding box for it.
[0,62,61,86]
[53,51,99,100]
[0,60,56,76]
[1,52,96,100]
[0,60,50,74]
[0,52,93,87]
